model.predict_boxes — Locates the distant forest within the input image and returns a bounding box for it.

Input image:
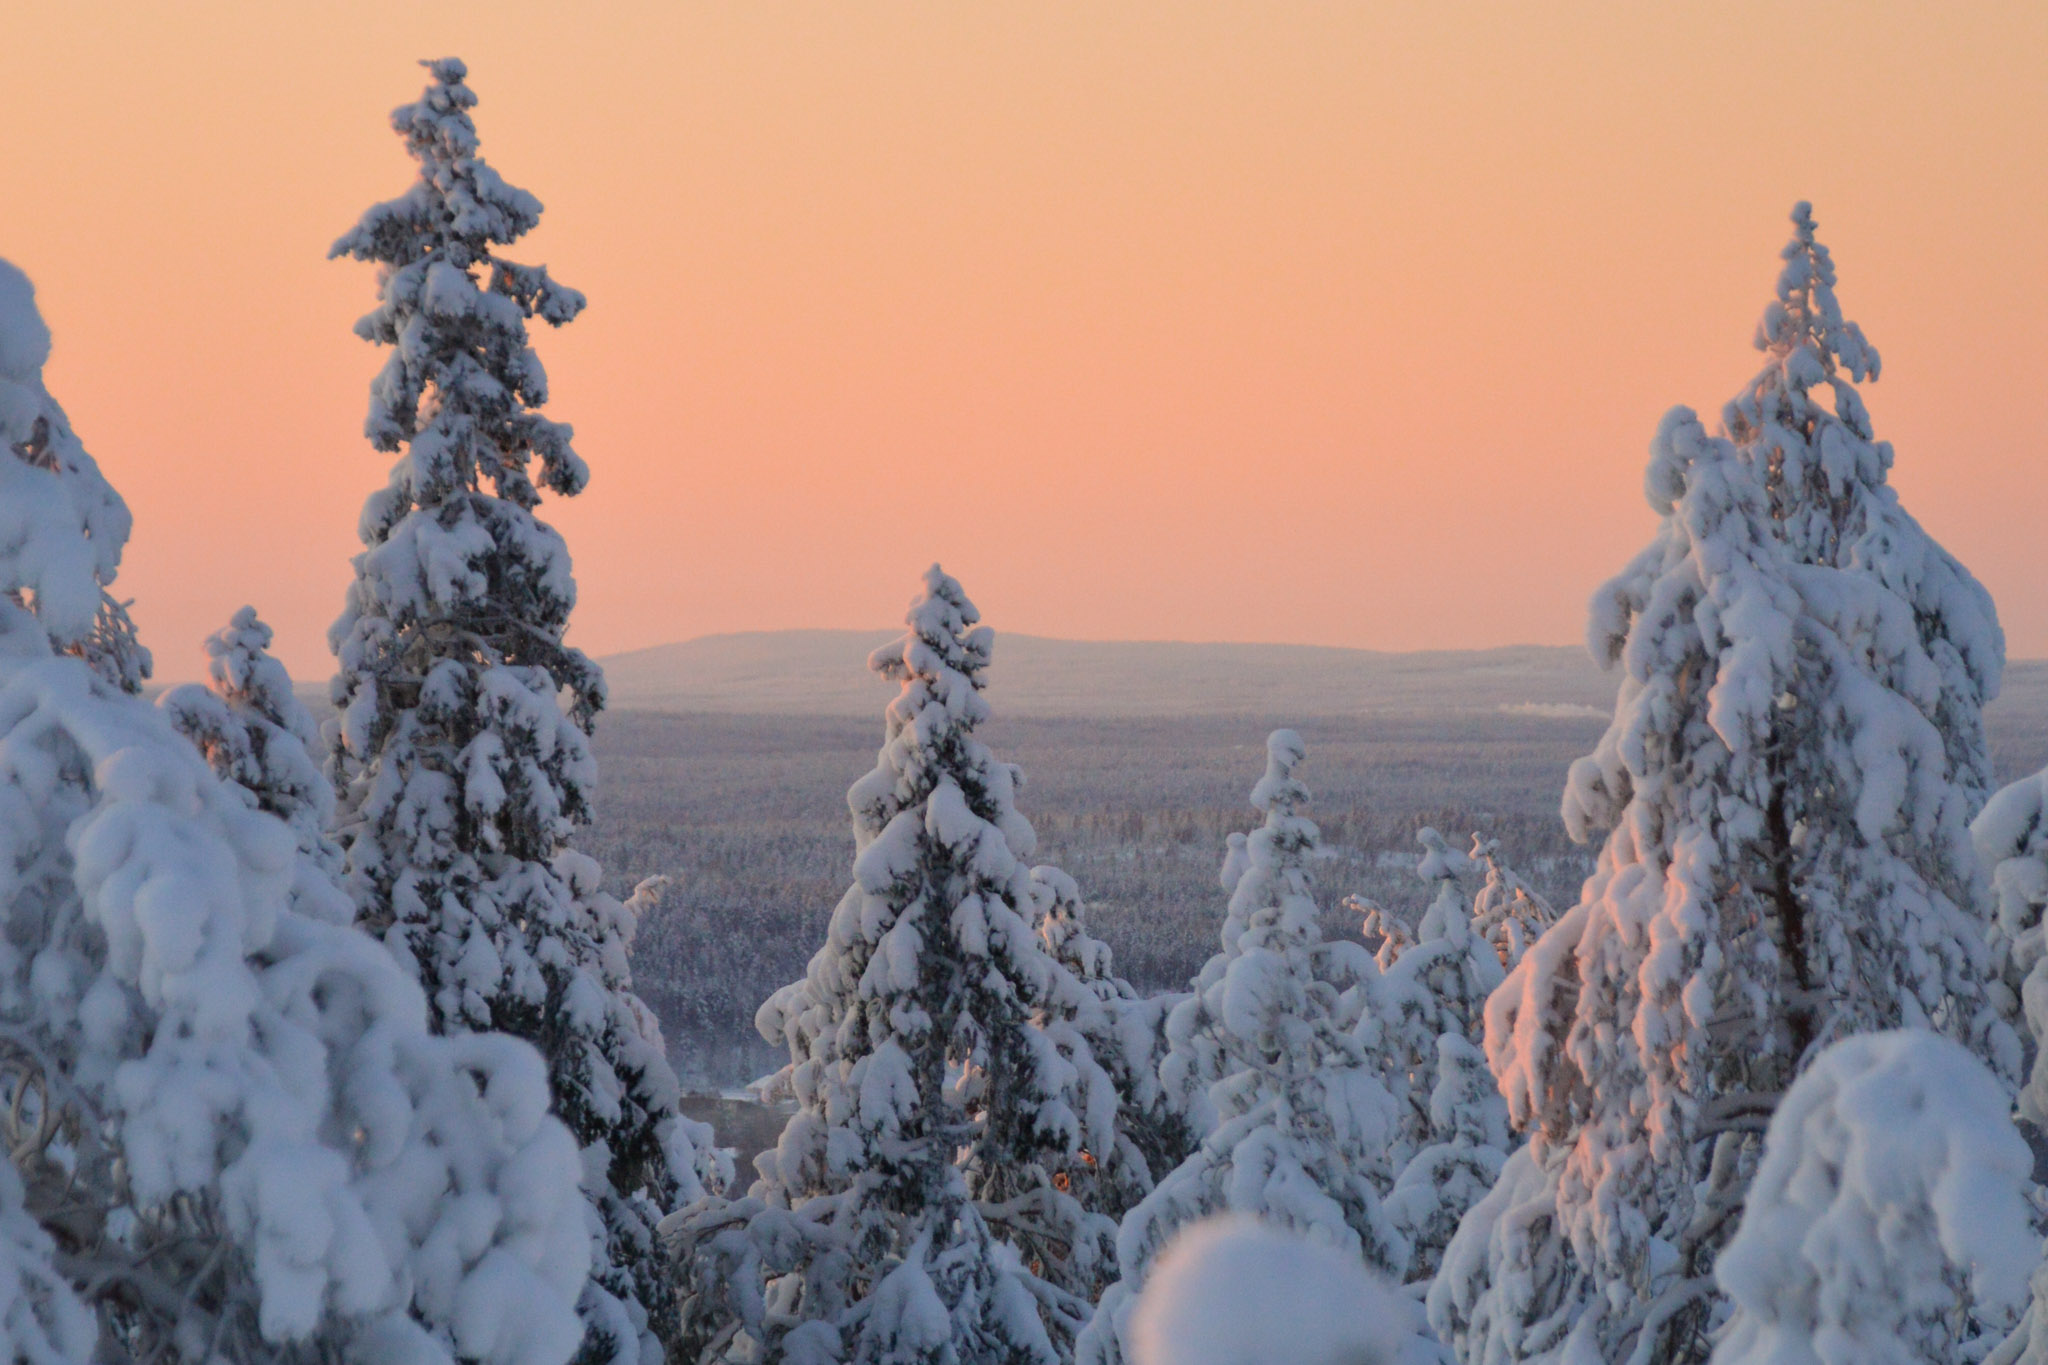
[597,701,2048,1088]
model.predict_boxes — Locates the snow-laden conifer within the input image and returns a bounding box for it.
[1703,1031,2039,1358]
[162,606,354,925]
[1031,868,1196,1215]
[1738,204,2003,808]
[1709,1030,2032,1365]
[1378,831,1510,1283]
[0,262,149,694]
[1008,867,1197,1298]
[1378,832,1502,1148]
[1975,767,2048,1123]
[961,870,1122,1318]
[1430,208,2013,1365]
[1466,835,1556,971]
[326,59,720,1365]
[1078,732,1402,1365]
[1966,770,2048,1365]
[671,568,1095,1364]
[0,259,590,1365]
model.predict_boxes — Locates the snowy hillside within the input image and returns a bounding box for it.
[600,628,2048,731]
[597,630,1620,717]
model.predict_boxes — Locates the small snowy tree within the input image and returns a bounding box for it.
[1710,1030,2033,1365]
[1349,892,1417,974]
[161,605,354,925]
[1466,835,1556,971]
[327,58,720,1365]
[1431,207,2015,1365]
[1377,832,1503,1147]
[0,264,149,695]
[0,259,591,1365]
[1079,732,1402,1365]
[1377,831,1511,1283]
[671,568,1093,1365]
[1030,865,1197,1230]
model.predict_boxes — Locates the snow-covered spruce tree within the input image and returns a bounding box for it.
[1349,890,1418,974]
[1377,831,1499,1141]
[327,58,720,1365]
[1740,203,2004,811]
[1976,768,2048,1125]
[672,568,1099,1365]
[1431,215,2014,1364]
[1968,771,2048,1365]
[1077,731,1403,1365]
[1024,866,1196,1249]
[1377,831,1510,1284]
[1466,834,1556,971]
[1,259,592,1365]
[161,605,354,925]
[1707,1029,2033,1365]
[962,868,1125,1317]
[0,265,149,696]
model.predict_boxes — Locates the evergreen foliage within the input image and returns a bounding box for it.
[1431,206,2013,1365]
[0,257,591,1365]
[1710,1031,2032,1365]
[1079,732,1402,1365]
[673,568,1104,1365]
[327,58,720,1365]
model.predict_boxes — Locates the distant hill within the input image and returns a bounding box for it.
[592,629,2048,766]
[596,629,1620,719]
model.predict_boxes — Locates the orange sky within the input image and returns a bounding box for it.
[6,2,2045,682]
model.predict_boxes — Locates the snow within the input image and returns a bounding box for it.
[0,1158,92,1365]
[1712,1030,2034,1365]
[672,567,1122,1363]
[0,260,590,1365]
[1081,731,1404,1365]
[0,261,53,381]
[7,171,2043,1365]
[161,606,353,926]
[1437,205,2014,1365]
[1974,766,2048,1122]
[0,260,148,691]
[327,60,720,1363]
[1129,1216,1411,1365]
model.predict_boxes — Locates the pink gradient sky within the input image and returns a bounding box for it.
[6,2,2045,682]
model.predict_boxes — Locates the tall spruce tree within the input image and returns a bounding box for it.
[1,260,592,1365]
[1738,204,2003,809]
[674,568,1121,1365]
[1429,207,2013,1365]
[1078,732,1403,1365]
[326,58,720,1365]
